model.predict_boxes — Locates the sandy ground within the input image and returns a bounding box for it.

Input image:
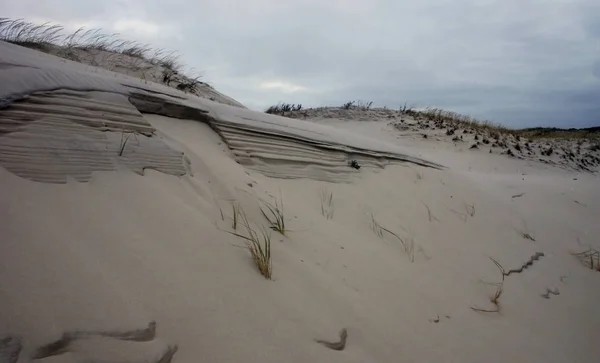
[1,40,600,363]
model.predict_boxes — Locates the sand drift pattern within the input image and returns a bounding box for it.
[0,90,187,183]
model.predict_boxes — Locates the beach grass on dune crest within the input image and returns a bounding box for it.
[0,17,209,95]
[265,102,302,116]
[0,18,181,68]
[263,100,600,141]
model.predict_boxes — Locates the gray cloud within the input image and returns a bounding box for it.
[2,0,599,128]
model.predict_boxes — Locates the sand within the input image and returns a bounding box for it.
[1,39,600,363]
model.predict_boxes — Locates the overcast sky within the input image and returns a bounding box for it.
[2,0,599,128]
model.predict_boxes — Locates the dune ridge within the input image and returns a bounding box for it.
[0,40,443,183]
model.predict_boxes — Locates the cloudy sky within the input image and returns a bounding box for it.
[2,0,599,128]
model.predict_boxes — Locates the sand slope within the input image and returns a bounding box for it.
[1,40,600,363]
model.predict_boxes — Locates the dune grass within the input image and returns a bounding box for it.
[421,201,439,222]
[319,189,335,220]
[403,106,511,135]
[260,196,286,235]
[265,103,302,115]
[0,18,182,68]
[472,252,545,313]
[341,100,373,110]
[117,131,138,156]
[370,214,415,262]
[0,17,211,95]
[518,230,536,241]
[231,202,241,230]
[571,247,600,271]
[225,206,272,279]
[261,97,598,142]
[370,213,384,238]
[471,258,505,313]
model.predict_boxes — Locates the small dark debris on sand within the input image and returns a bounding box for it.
[315,328,348,351]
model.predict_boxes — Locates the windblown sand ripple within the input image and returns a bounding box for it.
[0,89,187,183]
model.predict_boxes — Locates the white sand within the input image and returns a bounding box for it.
[1,40,600,363]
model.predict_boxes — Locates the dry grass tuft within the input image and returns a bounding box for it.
[421,201,439,222]
[370,214,415,262]
[370,213,384,238]
[404,107,510,134]
[519,231,536,241]
[515,220,536,241]
[260,196,286,235]
[231,202,240,230]
[571,247,600,271]
[0,17,206,93]
[472,252,545,313]
[401,106,600,142]
[319,189,335,220]
[471,258,505,313]
[118,131,138,156]
[0,18,179,65]
[265,102,302,116]
[226,207,272,279]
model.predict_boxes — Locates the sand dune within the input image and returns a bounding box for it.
[1,37,600,363]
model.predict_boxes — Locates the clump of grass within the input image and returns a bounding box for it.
[260,196,286,235]
[265,103,302,115]
[356,100,373,110]
[472,252,545,313]
[154,51,181,70]
[341,100,373,110]
[319,189,334,220]
[519,231,536,241]
[0,18,63,47]
[471,258,505,313]
[370,213,384,238]
[231,202,240,230]
[118,131,138,156]
[450,202,475,222]
[402,106,600,141]
[408,107,510,135]
[162,69,177,86]
[370,214,415,262]
[226,207,272,279]
[571,247,600,271]
[341,101,355,110]
[347,160,361,169]
[513,220,535,242]
[421,201,439,222]
[175,75,202,95]
[0,17,200,93]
